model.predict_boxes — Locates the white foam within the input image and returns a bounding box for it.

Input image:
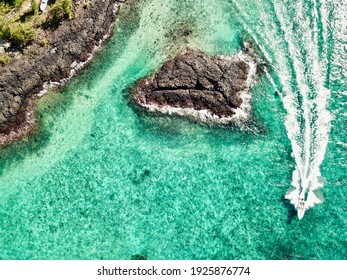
[231,0,334,215]
[272,0,332,211]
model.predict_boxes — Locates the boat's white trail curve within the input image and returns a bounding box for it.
[230,0,335,219]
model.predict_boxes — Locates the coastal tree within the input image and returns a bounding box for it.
[0,2,12,27]
[0,54,11,65]
[49,0,73,23]
[30,0,38,14]
[0,22,37,46]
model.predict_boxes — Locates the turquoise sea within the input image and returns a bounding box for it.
[0,0,346,259]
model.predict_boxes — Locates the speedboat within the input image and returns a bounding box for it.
[297,198,306,220]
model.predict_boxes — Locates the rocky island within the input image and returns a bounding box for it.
[0,0,125,146]
[131,47,258,124]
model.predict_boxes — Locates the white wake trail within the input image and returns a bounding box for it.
[280,1,331,218]
[230,0,334,218]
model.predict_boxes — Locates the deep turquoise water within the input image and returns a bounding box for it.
[0,0,346,259]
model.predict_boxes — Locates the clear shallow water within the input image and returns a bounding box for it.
[0,0,346,259]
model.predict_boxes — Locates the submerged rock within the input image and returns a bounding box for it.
[131,48,257,123]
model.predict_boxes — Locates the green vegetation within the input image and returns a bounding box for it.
[40,37,48,46]
[0,54,11,65]
[1,22,37,45]
[30,0,38,14]
[0,1,38,46]
[0,0,76,48]
[0,2,12,23]
[49,0,73,23]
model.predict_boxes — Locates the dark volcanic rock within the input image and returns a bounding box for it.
[131,48,256,122]
[0,0,123,134]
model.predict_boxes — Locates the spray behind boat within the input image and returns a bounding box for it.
[285,172,326,219]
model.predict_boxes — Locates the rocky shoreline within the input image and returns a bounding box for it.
[0,0,125,146]
[131,47,258,124]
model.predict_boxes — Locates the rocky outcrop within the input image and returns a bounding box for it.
[0,0,124,145]
[131,48,257,123]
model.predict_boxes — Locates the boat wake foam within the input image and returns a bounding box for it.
[229,0,335,219]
